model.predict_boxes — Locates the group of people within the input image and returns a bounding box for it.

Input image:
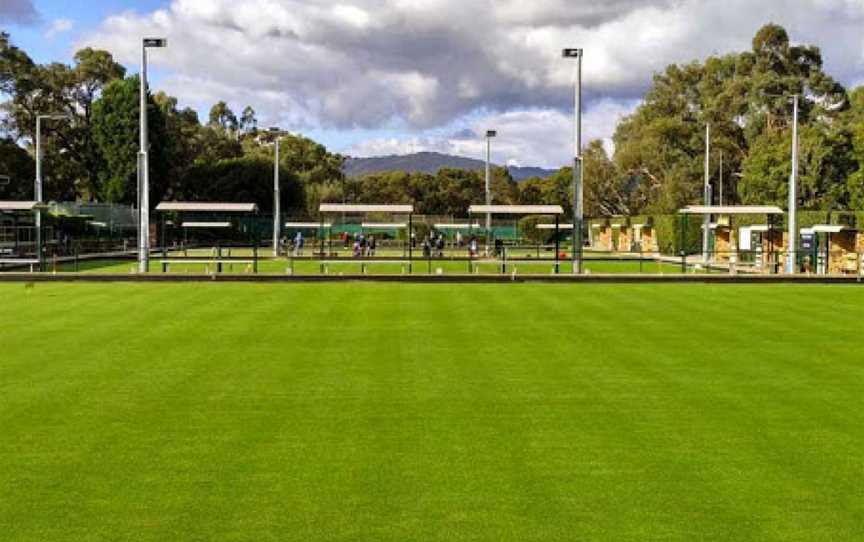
[281,231,305,256]
[420,231,479,258]
[338,231,377,258]
[288,229,480,259]
[421,233,446,258]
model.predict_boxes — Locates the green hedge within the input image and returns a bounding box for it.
[651,214,701,255]
[797,211,831,230]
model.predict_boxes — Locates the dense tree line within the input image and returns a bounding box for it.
[2,24,863,219]
[1,31,342,215]
[610,24,863,214]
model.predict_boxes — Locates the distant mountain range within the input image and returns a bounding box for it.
[343,152,557,181]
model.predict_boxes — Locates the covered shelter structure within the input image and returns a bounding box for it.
[432,222,479,248]
[284,221,332,257]
[679,205,785,271]
[800,224,859,275]
[536,222,575,245]
[155,201,260,274]
[318,203,415,273]
[468,205,565,274]
[0,201,49,272]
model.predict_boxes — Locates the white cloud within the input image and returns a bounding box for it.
[348,98,639,168]
[45,19,74,40]
[75,0,864,164]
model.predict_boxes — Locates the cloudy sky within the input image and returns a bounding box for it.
[4,0,864,167]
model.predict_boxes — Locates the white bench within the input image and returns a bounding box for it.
[160,259,255,273]
[317,259,412,274]
[0,258,40,272]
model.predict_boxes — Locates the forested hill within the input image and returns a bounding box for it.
[344,152,556,181]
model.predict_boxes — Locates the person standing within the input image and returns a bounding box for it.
[295,231,304,257]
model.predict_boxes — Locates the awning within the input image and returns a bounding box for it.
[285,222,332,228]
[319,204,413,214]
[157,202,258,213]
[182,221,232,228]
[434,223,480,229]
[680,205,784,215]
[807,224,848,234]
[361,222,408,229]
[536,223,575,230]
[468,205,564,215]
[0,201,48,211]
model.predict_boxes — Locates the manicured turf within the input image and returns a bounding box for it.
[2,283,862,541]
[54,257,685,275]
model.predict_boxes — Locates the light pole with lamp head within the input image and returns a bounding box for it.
[787,95,799,275]
[563,48,583,273]
[138,37,167,273]
[702,122,711,264]
[269,127,286,257]
[484,129,496,247]
[762,91,800,274]
[35,114,71,270]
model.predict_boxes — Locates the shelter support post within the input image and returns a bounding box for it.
[408,214,413,274]
[554,215,560,274]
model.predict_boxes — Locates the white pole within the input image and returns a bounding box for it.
[138,44,149,273]
[35,117,42,269]
[702,123,711,264]
[786,95,799,275]
[485,134,491,239]
[273,137,280,257]
[573,50,583,274]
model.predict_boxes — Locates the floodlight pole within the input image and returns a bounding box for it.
[273,136,281,257]
[138,38,167,274]
[35,117,43,270]
[484,130,496,253]
[35,114,69,271]
[786,95,799,275]
[563,48,583,274]
[702,123,711,264]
